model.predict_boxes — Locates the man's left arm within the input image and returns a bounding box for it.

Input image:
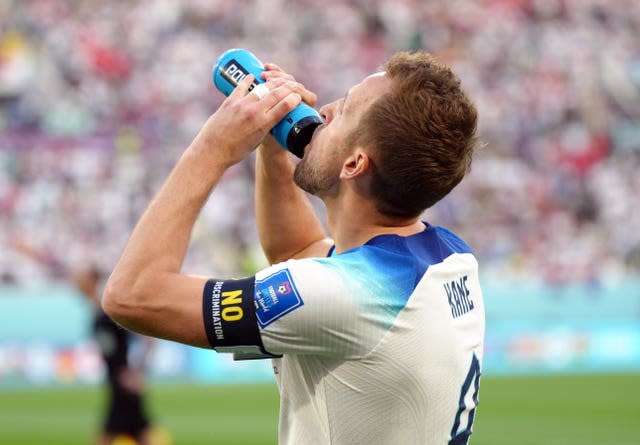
[102,74,303,348]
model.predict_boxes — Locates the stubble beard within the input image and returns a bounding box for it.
[293,149,341,197]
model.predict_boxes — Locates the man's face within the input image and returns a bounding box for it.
[294,72,391,197]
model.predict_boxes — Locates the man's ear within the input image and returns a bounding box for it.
[340,148,370,180]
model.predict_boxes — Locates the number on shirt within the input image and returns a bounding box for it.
[449,353,481,445]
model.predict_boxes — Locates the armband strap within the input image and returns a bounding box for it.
[202,278,280,359]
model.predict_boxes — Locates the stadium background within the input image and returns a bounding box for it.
[1,0,639,444]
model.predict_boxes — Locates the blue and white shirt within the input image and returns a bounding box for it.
[203,224,485,445]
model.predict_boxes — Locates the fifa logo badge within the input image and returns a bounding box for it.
[277,283,291,294]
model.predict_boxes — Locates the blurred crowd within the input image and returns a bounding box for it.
[1,0,639,287]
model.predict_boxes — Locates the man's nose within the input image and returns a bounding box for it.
[319,102,335,124]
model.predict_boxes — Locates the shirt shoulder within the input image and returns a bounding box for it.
[255,224,477,357]
[318,223,474,298]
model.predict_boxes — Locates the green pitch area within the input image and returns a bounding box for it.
[0,373,638,445]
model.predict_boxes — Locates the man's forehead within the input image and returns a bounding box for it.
[348,71,390,105]
[369,71,387,79]
[361,71,389,90]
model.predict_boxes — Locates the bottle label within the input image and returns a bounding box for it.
[219,59,259,90]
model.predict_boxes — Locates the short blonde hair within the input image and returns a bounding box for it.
[351,51,479,218]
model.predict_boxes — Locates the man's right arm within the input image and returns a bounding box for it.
[255,139,332,264]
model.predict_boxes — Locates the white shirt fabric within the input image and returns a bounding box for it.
[253,224,485,445]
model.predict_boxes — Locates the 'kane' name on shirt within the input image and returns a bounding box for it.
[444,275,475,318]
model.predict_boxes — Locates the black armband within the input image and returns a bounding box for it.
[202,277,279,359]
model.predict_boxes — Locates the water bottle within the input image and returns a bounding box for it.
[212,49,323,158]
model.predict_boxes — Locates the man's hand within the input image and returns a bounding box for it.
[262,63,317,107]
[194,72,315,167]
[259,63,318,153]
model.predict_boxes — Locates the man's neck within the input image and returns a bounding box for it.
[326,196,425,254]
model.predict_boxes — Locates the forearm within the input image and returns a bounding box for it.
[107,73,304,290]
[103,73,305,346]
[103,135,224,342]
[255,143,329,264]
[112,139,223,282]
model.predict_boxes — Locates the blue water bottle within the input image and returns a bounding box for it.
[213,49,323,158]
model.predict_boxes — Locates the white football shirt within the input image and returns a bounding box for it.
[251,224,485,445]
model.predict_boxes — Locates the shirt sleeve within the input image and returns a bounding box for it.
[202,255,406,360]
[254,258,392,359]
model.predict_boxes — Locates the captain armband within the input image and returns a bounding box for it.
[202,277,280,360]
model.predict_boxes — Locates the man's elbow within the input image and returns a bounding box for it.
[101,273,145,329]
[101,281,124,322]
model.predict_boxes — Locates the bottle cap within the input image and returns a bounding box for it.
[286,116,323,158]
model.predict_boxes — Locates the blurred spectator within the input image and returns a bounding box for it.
[75,266,156,445]
[1,0,639,287]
